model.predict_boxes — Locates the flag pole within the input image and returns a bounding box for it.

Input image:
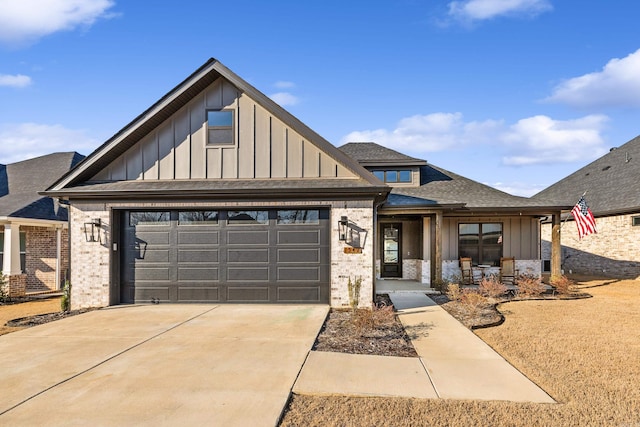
[559,191,587,231]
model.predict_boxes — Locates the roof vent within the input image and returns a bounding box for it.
[602,165,611,171]
[610,147,617,151]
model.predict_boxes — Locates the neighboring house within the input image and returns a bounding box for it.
[534,135,640,279]
[1,152,84,296]
[339,143,569,284]
[43,58,569,310]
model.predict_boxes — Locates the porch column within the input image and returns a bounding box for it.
[2,223,22,276]
[551,211,562,278]
[434,211,443,282]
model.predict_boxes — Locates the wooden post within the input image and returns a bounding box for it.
[434,211,443,283]
[551,211,562,279]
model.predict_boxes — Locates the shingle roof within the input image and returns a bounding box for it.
[533,135,640,216]
[0,152,84,220]
[340,142,569,212]
[339,143,427,167]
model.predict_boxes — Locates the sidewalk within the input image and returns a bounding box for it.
[294,293,555,403]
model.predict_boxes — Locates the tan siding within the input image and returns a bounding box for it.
[174,107,191,179]
[126,145,143,180]
[271,119,286,178]
[87,77,358,183]
[221,147,237,179]
[237,96,254,178]
[190,94,206,179]
[303,140,320,177]
[254,105,271,178]
[287,133,303,178]
[158,123,174,179]
[142,134,158,179]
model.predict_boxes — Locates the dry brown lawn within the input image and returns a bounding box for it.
[0,297,61,336]
[280,278,640,426]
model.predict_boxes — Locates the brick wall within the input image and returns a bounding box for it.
[70,199,377,309]
[23,226,69,292]
[541,213,640,278]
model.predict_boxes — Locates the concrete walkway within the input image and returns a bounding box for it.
[294,294,555,403]
[0,304,328,426]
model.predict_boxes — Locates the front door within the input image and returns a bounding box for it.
[381,223,402,277]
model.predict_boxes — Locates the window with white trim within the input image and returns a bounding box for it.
[207,110,234,145]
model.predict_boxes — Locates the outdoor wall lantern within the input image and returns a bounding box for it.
[338,216,348,241]
[84,218,101,242]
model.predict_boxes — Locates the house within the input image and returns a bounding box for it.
[43,58,569,309]
[339,142,570,284]
[1,152,84,296]
[534,135,640,278]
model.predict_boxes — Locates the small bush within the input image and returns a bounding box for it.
[347,276,362,311]
[459,288,488,317]
[478,276,508,299]
[432,278,450,293]
[551,275,576,295]
[446,283,462,301]
[61,280,71,312]
[515,274,545,298]
[0,275,9,303]
[351,305,396,336]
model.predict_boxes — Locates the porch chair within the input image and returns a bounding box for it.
[500,257,518,286]
[459,257,474,285]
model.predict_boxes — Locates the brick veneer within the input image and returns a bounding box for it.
[23,226,69,292]
[2,274,26,297]
[69,200,376,310]
[541,213,640,278]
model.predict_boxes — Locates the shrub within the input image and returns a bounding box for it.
[459,288,488,318]
[515,274,545,298]
[478,276,508,299]
[446,283,462,301]
[432,278,450,293]
[0,274,9,303]
[351,305,396,336]
[551,275,576,295]
[347,276,362,311]
[61,280,71,312]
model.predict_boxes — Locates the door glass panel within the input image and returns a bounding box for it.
[383,227,399,263]
[228,210,269,225]
[130,212,170,226]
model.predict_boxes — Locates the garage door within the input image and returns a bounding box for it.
[120,209,330,304]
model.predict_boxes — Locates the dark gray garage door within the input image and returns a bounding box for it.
[120,209,329,303]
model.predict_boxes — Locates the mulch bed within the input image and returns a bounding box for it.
[312,294,418,357]
[6,308,96,327]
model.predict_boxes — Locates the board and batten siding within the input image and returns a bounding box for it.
[92,78,355,182]
[441,216,540,260]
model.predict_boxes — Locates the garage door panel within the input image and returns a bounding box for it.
[228,230,269,245]
[278,287,320,302]
[277,267,320,281]
[133,249,170,263]
[228,267,269,281]
[278,248,320,263]
[134,267,170,281]
[277,230,320,245]
[133,231,170,245]
[178,231,219,245]
[136,286,170,301]
[227,286,269,302]
[177,267,219,281]
[178,249,219,263]
[178,287,219,302]
[228,248,269,263]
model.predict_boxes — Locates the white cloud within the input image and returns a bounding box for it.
[0,0,116,47]
[488,181,547,197]
[342,112,502,153]
[546,48,640,108]
[0,73,32,88]
[274,81,295,89]
[269,92,300,106]
[500,114,609,165]
[342,112,608,167]
[0,123,99,163]
[448,0,552,22]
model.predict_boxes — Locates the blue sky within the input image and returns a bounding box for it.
[1,0,639,197]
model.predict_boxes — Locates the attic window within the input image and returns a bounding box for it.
[207,110,234,145]
[373,170,412,183]
[632,216,640,227]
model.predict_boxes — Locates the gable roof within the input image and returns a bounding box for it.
[44,58,384,197]
[0,152,84,221]
[340,142,570,213]
[339,142,427,167]
[533,135,640,216]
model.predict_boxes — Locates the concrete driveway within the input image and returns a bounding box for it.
[0,304,328,426]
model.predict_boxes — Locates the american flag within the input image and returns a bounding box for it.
[571,196,597,239]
